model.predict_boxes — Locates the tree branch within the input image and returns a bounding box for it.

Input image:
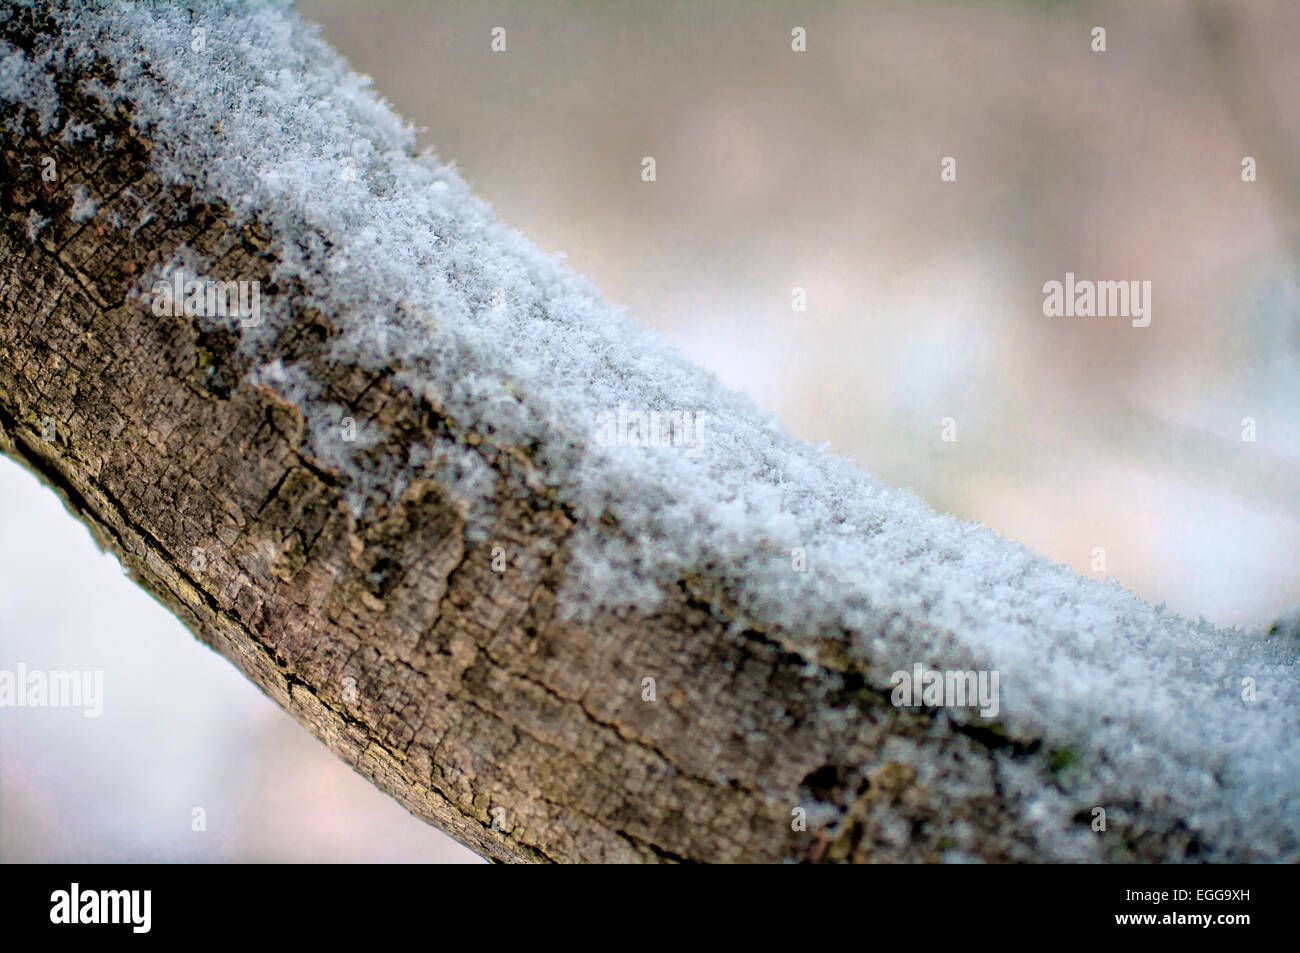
[1,0,1294,863]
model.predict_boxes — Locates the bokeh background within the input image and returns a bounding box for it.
[3,0,1297,862]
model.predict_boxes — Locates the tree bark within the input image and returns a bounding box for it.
[0,6,1245,864]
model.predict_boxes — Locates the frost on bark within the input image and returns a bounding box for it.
[0,2,1294,863]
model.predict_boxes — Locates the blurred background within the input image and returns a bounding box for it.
[2,0,1297,861]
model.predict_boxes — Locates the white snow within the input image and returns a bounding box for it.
[2,0,1296,860]
[69,183,97,222]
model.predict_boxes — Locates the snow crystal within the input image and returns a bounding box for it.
[69,183,97,222]
[2,0,1296,860]
[23,208,49,241]
[0,38,58,134]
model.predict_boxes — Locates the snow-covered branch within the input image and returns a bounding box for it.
[0,0,1295,862]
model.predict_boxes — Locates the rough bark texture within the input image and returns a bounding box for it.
[0,12,1210,864]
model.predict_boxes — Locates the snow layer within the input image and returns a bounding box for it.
[3,0,1296,860]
